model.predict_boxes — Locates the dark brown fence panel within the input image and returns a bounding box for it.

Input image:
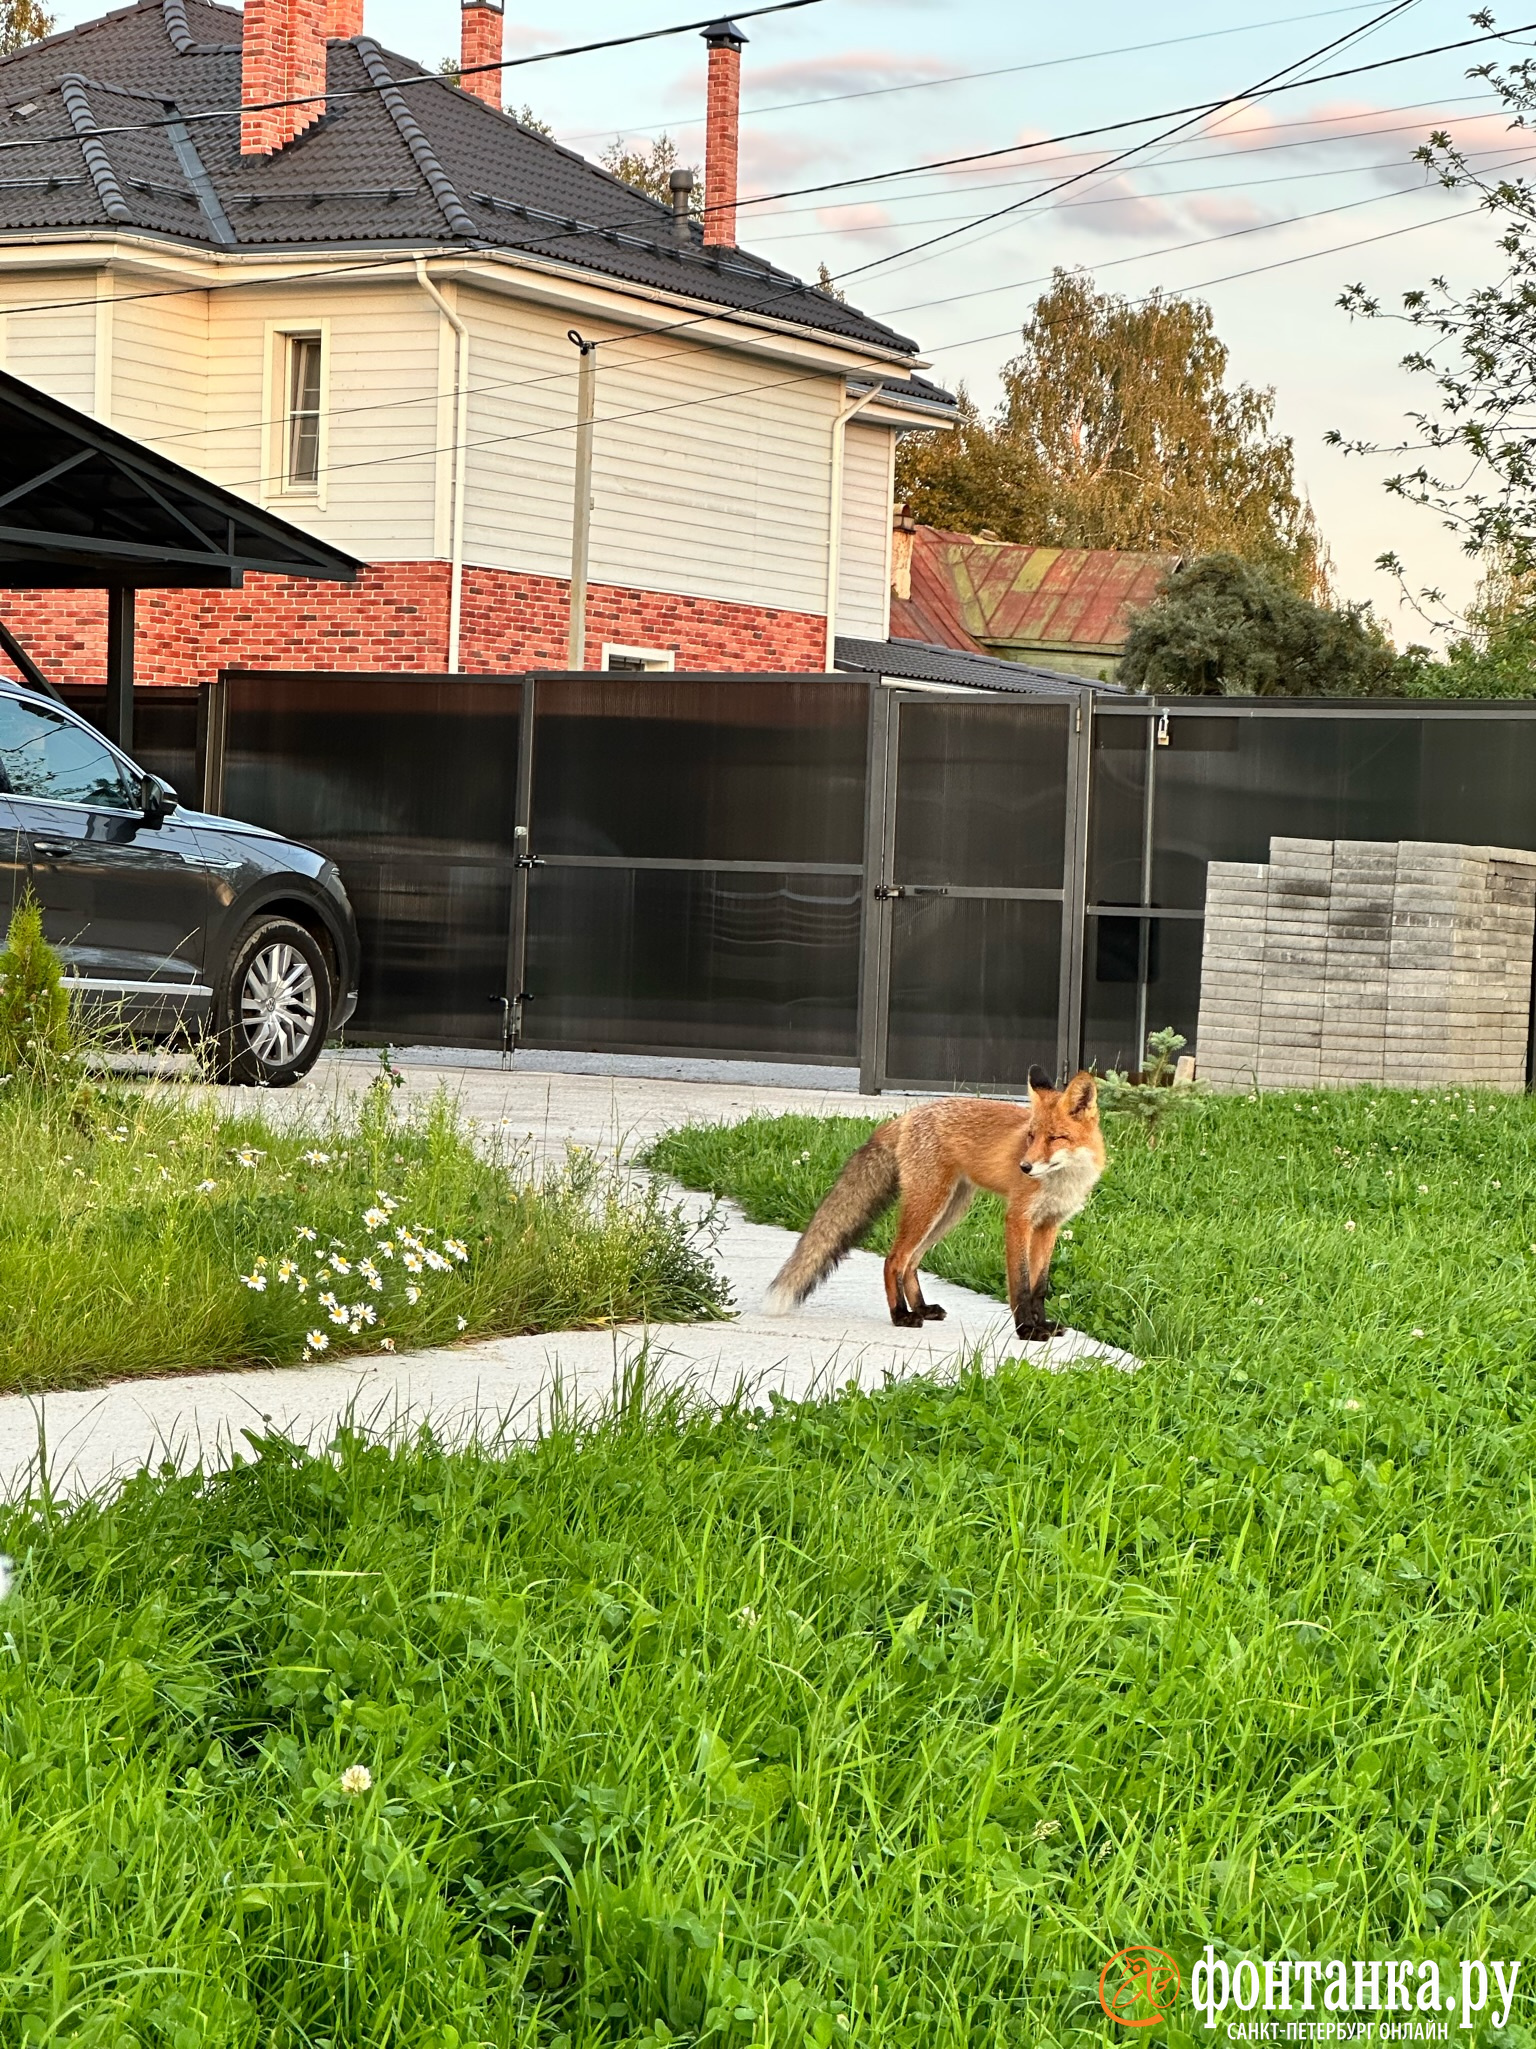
[214,671,524,1048]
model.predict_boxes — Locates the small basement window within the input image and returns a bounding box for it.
[602,643,676,673]
[286,334,324,489]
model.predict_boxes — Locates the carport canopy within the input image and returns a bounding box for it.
[0,366,360,751]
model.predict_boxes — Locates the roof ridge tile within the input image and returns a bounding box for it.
[353,36,477,241]
[59,73,132,222]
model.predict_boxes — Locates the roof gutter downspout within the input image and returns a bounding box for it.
[824,384,880,668]
[416,259,469,672]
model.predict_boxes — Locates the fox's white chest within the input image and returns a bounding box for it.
[1028,1147,1103,1226]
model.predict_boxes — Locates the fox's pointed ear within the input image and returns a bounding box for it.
[1063,1070,1098,1117]
[1028,1064,1055,1093]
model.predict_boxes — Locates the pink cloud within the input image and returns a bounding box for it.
[1056,176,1179,241]
[814,201,897,238]
[1182,193,1273,232]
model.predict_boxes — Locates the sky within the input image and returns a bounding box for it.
[48,0,1535,636]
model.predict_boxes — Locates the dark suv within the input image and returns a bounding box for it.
[0,684,359,1085]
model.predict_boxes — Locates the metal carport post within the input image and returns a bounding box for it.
[0,367,360,748]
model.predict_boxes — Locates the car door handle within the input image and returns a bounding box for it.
[31,841,74,858]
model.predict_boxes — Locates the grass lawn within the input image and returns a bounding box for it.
[0,1075,725,1394]
[3,1087,1536,2044]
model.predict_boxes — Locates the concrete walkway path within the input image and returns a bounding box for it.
[0,1054,1137,1502]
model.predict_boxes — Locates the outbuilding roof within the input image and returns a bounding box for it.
[0,0,925,360]
[891,527,1177,658]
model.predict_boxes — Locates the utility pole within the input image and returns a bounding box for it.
[567,330,598,671]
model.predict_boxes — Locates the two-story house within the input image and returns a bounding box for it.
[0,0,954,688]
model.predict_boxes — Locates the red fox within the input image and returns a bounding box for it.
[765,1067,1106,1339]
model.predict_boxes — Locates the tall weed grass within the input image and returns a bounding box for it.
[0,1077,724,1392]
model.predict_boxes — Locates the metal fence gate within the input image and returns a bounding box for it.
[859,686,1089,1093]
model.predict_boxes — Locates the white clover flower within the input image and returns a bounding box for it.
[406,1286,420,1305]
[339,1764,372,1796]
[1419,1184,1429,1195]
[1344,1220,1356,1232]
[296,1226,318,1243]
[736,1604,760,1628]
[305,1330,329,1353]
[457,1316,468,1332]
[444,1239,469,1264]
[1412,1328,1426,1338]
[241,1272,268,1292]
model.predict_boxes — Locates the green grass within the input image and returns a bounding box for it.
[0,1077,725,1393]
[6,1088,1536,2045]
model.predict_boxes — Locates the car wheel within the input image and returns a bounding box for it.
[213,917,332,1087]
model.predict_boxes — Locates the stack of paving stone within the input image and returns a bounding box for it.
[1196,837,1536,1091]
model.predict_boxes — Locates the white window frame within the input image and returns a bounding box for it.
[601,643,676,673]
[261,320,331,509]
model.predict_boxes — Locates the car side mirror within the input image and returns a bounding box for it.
[142,774,179,824]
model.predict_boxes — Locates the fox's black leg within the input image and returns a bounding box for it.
[1020,1222,1066,1339]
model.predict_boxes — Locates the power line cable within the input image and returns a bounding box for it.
[828,0,1427,285]
[561,2,1388,139]
[0,0,826,154]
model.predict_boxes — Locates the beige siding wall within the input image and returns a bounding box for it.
[837,421,894,640]
[0,254,897,625]
[202,278,443,560]
[0,275,99,412]
[461,290,848,616]
[113,288,209,463]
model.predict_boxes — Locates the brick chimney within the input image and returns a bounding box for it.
[327,0,363,36]
[460,0,505,109]
[242,0,329,157]
[701,19,747,247]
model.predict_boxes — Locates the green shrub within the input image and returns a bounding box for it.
[0,891,73,1086]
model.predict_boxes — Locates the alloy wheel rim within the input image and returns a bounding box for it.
[240,942,318,1066]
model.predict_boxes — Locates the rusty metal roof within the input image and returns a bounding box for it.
[895,528,1177,657]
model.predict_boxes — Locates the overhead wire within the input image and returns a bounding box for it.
[827,0,1428,286]
[559,1,1391,140]
[0,0,826,153]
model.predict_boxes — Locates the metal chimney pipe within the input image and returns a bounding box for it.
[670,167,695,244]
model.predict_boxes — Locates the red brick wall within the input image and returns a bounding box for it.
[326,0,364,36]
[0,563,828,690]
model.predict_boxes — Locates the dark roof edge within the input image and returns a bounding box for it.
[836,633,1126,697]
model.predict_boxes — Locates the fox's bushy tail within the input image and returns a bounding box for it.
[764,1132,900,1313]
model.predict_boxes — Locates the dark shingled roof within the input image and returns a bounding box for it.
[0,0,927,361]
[836,634,1126,697]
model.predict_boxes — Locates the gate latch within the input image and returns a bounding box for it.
[517,855,545,870]
[873,884,906,900]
